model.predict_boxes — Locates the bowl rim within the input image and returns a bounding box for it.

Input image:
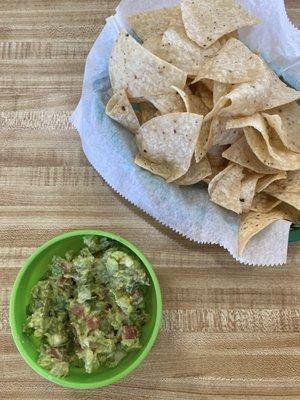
[9,229,162,390]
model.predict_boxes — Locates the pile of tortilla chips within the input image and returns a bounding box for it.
[106,0,300,255]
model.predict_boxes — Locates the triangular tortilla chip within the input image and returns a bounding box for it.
[222,136,280,174]
[208,163,245,214]
[207,145,228,167]
[193,38,264,84]
[174,156,212,185]
[128,6,182,41]
[262,102,300,153]
[194,119,214,162]
[145,92,185,114]
[226,114,300,170]
[204,64,300,120]
[137,112,203,182]
[251,193,281,212]
[240,172,262,213]
[109,31,187,99]
[106,90,140,133]
[239,209,290,255]
[256,172,287,193]
[181,0,259,48]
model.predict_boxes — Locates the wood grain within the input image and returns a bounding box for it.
[0,1,299,398]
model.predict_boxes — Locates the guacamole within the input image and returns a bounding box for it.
[24,236,150,377]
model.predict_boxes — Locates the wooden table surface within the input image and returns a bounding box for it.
[1,1,300,399]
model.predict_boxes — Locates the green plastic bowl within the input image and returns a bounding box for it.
[9,230,162,389]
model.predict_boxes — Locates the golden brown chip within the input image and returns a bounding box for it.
[256,172,287,193]
[181,0,259,48]
[105,89,140,133]
[262,101,300,153]
[174,156,212,185]
[222,136,281,174]
[128,6,182,41]
[136,112,203,182]
[193,38,264,84]
[109,31,187,99]
[208,163,245,214]
[251,193,281,212]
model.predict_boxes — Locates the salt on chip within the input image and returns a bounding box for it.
[208,163,245,214]
[262,101,300,153]
[238,209,290,255]
[256,172,287,193]
[227,114,300,170]
[109,31,187,99]
[222,135,280,174]
[106,89,140,133]
[128,6,182,41]
[181,0,259,48]
[174,156,212,185]
[204,64,300,121]
[251,193,281,212]
[193,38,264,84]
[136,112,203,182]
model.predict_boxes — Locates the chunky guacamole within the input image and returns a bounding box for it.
[24,236,150,377]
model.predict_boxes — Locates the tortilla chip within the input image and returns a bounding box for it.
[202,79,214,92]
[181,0,259,48]
[240,172,262,213]
[262,101,300,153]
[263,171,300,210]
[256,172,287,193]
[142,34,163,55]
[213,82,233,105]
[106,90,140,133]
[172,86,209,115]
[139,102,159,124]
[193,38,264,84]
[194,120,214,162]
[251,193,281,212]
[109,31,187,99]
[204,64,300,121]
[239,209,289,255]
[226,113,300,170]
[145,92,185,114]
[208,163,245,214]
[207,145,228,167]
[128,6,182,41]
[219,30,239,46]
[210,117,243,146]
[136,112,203,182]
[174,156,212,185]
[135,153,171,179]
[159,24,221,76]
[222,135,280,174]
[194,82,214,109]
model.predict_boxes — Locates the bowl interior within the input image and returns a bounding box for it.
[10,231,161,389]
